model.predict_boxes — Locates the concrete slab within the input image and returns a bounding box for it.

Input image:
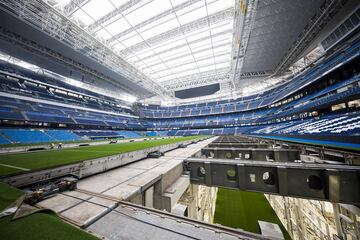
[102,184,140,200]
[61,201,108,226]
[37,193,82,213]
[87,204,252,240]
[60,196,117,227]
[127,171,161,188]
[77,168,145,193]
[162,175,190,211]
[125,158,167,170]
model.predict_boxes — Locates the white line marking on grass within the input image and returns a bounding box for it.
[0,163,30,171]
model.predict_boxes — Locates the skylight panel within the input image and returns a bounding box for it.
[198,65,216,72]
[171,0,189,8]
[176,1,204,16]
[96,28,112,40]
[158,46,190,59]
[177,6,207,25]
[207,0,234,15]
[148,35,184,53]
[213,45,231,54]
[171,62,196,73]
[186,30,211,42]
[113,42,126,51]
[143,56,162,66]
[82,0,115,21]
[135,50,156,59]
[109,0,131,8]
[214,54,231,63]
[211,22,233,34]
[197,58,215,66]
[176,68,199,78]
[212,33,232,43]
[136,13,175,36]
[157,73,177,81]
[156,69,173,77]
[166,55,194,67]
[122,34,144,48]
[140,19,180,40]
[153,39,187,53]
[125,0,172,26]
[105,17,132,35]
[146,63,167,72]
[193,49,214,59]
[72,9,94,25]
[190,39,212,49]
[216,62,230,68]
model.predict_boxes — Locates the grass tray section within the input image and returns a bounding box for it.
[0,182,98,240]
[0,136,162,148]
[0,136,203,176]
[214,188,291,240]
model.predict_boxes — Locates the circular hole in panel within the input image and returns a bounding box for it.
[262,171,275,185]
[307,175,323,190]
[226,169,237,180]
[198,166,206,177]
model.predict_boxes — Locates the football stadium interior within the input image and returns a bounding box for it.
[0,0,359,239]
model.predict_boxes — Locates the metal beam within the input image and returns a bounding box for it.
[87,0,144,31]
[151,51,230,76]
[0,0,169,97]
[104,0,203,42]
[200,147,301,161]
[141,41,231,70]
[63,0,89,16]
[121,7,234,57]
[232,0,258,88]
[162,68,230,91]
[131,28,232,64]
[274,0,346,75]
[184,157,360,204]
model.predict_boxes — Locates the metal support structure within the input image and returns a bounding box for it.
[200,147,301,162]
[104,0,203,43]
[162,68,230,91]
[332,203,345,239]
[231,0,258,88]
[184,157,360,204]
[274,0,347,75]
[86,0,144,32]
[0,0,169,97]
[121,7,234,57]
[62,0,89,16]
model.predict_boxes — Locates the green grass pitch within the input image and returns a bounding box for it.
[0,136,203,176]
[0,182,99,240]
[214,188,291,239]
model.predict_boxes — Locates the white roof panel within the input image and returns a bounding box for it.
[57,0,236,90]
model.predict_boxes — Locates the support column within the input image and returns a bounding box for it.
[332,203,345,239]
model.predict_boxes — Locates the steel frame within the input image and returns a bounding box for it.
[0,0,169,97]
[274,0,347,75]
[184,157,360,204]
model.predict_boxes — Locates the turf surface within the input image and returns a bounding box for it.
[0,136,160,148]
[0,136,203,176]
[0,183,98,240]
[214,188,291,239]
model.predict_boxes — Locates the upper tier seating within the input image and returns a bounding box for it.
[139,39,360,119]
[0,95,144,130]
[167,112,360,139]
